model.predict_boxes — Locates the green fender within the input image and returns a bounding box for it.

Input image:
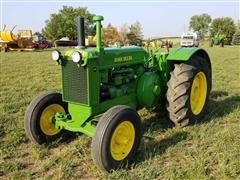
[166,47,212,89]
[167,47,209,62]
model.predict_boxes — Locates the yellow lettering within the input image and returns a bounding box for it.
[114,56,133,63]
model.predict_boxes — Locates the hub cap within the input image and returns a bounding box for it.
[110,121,135,161]
[190,72,207,115]
[40,104,65,136]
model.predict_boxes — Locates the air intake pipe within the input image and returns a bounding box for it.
[93,15,104,52]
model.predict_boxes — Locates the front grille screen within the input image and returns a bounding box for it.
[62,61,88,104]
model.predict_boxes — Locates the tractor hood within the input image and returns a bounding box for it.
[62,46,148,67]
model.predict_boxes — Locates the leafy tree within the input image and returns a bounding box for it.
[42,6,95,40]
[231,20,240,45]
[127,21,143,45]
[189,13,212,39]
[102,24,120,46]
[210,17,236,44]
[236,20,240,33]
[119,23,129,45]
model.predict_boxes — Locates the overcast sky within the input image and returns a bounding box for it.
[1,0,239,38]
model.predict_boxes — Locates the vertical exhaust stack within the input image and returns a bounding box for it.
[93,15,104,52]
[77,16,85,47]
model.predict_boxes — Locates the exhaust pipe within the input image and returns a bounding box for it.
[76,16,85,47]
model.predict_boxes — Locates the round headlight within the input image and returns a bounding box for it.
[72,51,82,63]
[52,50,60,61]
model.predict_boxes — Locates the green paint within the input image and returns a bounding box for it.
[93,15,104,52]
[54,103,95,136]
[166,47,202,61]
[50,15,211,137]
[137,72,161,107]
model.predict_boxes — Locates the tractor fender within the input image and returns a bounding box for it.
[166,47,212,89]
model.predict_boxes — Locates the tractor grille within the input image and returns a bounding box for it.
[62,61,88,104]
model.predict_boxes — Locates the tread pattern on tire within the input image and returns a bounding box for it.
[166,56,210,127]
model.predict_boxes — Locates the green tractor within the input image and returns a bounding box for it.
[25,16,212,171]
[210,34,225,47]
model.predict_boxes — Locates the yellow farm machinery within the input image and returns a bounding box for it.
[0,26,33,52]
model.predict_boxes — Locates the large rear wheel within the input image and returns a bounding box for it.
[91,105,142,172]
[166,56,211,126]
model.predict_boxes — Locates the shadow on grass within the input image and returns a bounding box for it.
[198,90,240,124]
[135,131,188,164]
[142,111,174,133]
[134,90,239,165]
[45,132,80,148]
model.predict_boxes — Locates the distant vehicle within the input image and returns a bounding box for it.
[32,34,51,49]
[210,34,225,47]
[181,32,199,47]
[54,37,78,47]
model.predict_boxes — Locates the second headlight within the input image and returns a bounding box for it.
[72,51,82,63]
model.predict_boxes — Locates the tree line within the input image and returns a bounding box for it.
[42,6,239,45]
[42,6,143,46]
[189,13,239,44]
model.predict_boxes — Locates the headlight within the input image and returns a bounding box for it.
[72,51,82,63]
[52,50,61,61]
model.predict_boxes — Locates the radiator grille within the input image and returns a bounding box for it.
[62,61,88,104]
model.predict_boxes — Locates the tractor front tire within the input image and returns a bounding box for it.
[91,105,142,172]
[24,92,68,144]
[166,56,211,127]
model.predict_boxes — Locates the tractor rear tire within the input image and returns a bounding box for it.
[24,92,68,144]
[166,56,211,127]
[91,105,142,172]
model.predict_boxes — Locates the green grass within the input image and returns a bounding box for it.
[0,46,240,179]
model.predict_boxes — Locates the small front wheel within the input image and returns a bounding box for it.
[91,105,142,172]
[24,92,68,144]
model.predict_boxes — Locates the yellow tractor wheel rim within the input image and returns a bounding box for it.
[40,104,65,136]
[110,121,135,161]
[190,72,207,115]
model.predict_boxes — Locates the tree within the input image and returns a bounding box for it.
[102,24,120,46]
[236,20,240,33]
[189,13,212,39]
[42,6,95,40]
[231,20,240,45]
[127,21,143,45]
[210,17,236,44]
[119,23,129,45]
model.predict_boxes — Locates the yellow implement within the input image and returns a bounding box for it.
[0,30,16,42]
[0,29,33,52]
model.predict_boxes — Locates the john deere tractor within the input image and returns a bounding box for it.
[25,16,212,171]
[210,34,225,47]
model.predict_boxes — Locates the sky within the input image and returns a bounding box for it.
[1,0,239,38]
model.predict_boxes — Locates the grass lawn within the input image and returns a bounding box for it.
[0,45,240,179]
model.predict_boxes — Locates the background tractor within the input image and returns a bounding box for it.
[32,33,52,49]
[210,34,225,47]
[25,15,212,172]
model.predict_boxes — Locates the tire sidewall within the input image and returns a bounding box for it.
[186,57,211,122]
[93,106,142,171]
[25,92,67,144]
